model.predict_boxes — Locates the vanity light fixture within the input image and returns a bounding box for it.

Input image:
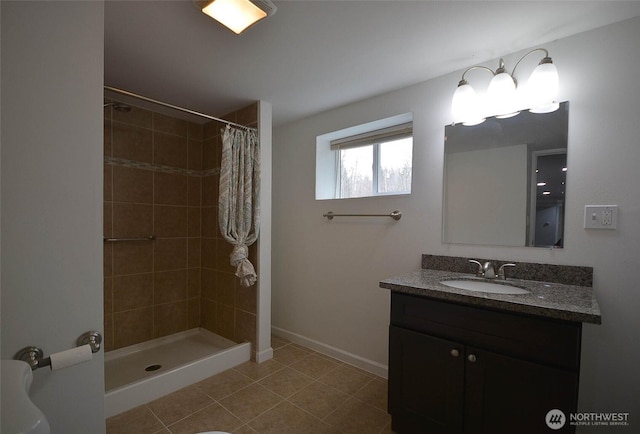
[451,48,559,125]
[200,0,276,34]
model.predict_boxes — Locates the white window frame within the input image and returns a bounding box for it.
[316,113,413,200]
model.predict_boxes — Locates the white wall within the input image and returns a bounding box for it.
[1,2,106,433]
[273,16,640,430]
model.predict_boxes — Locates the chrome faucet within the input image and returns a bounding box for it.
[469,260,516,280]
[497,263,516,280]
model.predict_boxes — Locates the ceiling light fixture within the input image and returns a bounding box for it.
[200,0,276,34]
[451,48,559,125]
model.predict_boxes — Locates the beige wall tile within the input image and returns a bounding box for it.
[187,207,201,237]
[154,205,187,238]
[154,301,187,337]
[201,206,217,238]
[187,176,201,207]
[188,122,203,141]
[113,306,153,348]
[113,166,153,204]
[104,244,113,276]
[201,238,215,269]
[187,268,201,298]
[154,269,187,304]
[187,238,201,268]
[153,112,188,137]
[187,297,200,329]
[201,299,217,331]
[112,122,153,163]
[153,238,187,271]
[153,132,188,169]
[236,283,257,314]
[154,172,188,206]
[113,105,152,129]
[112,243,153,275]
[201,174,218,207]
[104,118,112,157]
[188,139,202,171]
[113,203,153,238]
[103,202,113,238]
[113,273,154,312]
[216,303,235,341]
[104,165,112,201]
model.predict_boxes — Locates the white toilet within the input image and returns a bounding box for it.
[1,360,51,434]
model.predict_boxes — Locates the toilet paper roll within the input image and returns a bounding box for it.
[49,344,93,371]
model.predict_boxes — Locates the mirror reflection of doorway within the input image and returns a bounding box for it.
[530,150,566,247]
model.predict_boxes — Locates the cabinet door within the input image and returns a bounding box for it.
[389,326,465,434]
[464,346,578,434]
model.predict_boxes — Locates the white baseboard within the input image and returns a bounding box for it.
[255,346,274,363]
[271,326,388,378]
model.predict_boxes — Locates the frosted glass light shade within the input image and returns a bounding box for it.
[451,82,484,125]
[202,0,267,34]
[528,61,560,113]
[487,72,518,117]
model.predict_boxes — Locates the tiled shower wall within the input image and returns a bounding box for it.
[103,100,258,354]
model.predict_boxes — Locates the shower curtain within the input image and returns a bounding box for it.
[218,125,260,287]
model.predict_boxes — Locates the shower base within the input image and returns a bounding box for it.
[104,328,250,417]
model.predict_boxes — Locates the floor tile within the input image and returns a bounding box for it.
[233,358,285,381]
[248,401,338,434]
[324,397,392,434]
[147,385,213,426]
[218,383,282,422]
[318,363,375,395]
[197,368,255,400]
[287,380,350,419]
[272,344,313,365]
[106,405,164,434]
[289,353,342,379]
[354,377,388,411]
[166,402,242,434]
[258,366,314,398]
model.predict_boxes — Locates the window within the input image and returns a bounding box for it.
[316,114,413,200]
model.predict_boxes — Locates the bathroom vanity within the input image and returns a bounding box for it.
[380,257,601,434]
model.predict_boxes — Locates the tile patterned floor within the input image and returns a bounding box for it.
[106,336,395,434]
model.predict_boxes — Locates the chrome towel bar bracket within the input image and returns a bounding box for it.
[323,210,402,221]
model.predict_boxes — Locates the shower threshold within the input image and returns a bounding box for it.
[105,328,250,417]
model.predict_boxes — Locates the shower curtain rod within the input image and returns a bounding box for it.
[104,85,257,132]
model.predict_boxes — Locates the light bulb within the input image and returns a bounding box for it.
[451,80,484,125]
[487,71,518,118]
[528,58,559,113]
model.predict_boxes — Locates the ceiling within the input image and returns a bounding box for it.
[105,1,640,126]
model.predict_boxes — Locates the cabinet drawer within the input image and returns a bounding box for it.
[391,293,581,370]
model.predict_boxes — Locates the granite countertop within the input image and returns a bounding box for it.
[380,269,601,324]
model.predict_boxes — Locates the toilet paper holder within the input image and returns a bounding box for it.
[15,331,102,371]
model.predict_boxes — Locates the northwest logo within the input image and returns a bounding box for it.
[546,409,566,430]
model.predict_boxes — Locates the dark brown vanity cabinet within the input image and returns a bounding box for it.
[388,293,581,434]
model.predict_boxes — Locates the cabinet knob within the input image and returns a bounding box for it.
[450,349,459,357]
[467,354,477,363]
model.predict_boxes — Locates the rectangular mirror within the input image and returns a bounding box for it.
[442,102,568,248]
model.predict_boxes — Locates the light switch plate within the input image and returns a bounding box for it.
[584,205,618,229]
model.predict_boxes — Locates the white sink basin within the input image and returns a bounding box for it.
[440,279,530,295]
